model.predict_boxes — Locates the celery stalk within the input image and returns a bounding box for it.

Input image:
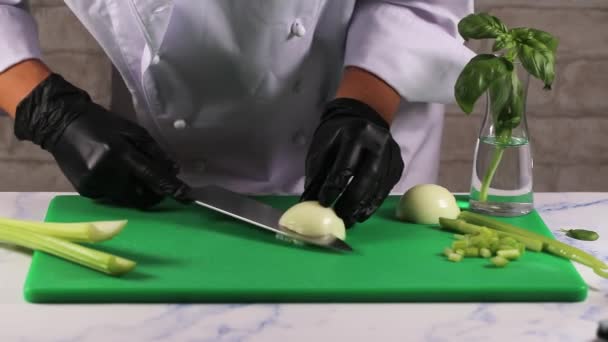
[439,218,481,234]
[459,211,549,242]
[595,267,608,278]
[0,217,127,243]
[0,224,135,275]
[459,211,608,273]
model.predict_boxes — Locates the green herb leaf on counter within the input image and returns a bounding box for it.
[560,228,600,241]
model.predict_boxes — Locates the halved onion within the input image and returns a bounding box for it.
[396,184,460,224]
[279,201,346,240]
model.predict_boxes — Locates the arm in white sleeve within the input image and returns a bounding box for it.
[0,0,42,73]
[345,0,476,104]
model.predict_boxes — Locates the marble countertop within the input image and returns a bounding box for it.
[0,192,606,342]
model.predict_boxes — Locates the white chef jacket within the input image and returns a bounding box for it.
[0,0,475,195]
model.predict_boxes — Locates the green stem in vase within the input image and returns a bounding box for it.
[479,145,504,202]
[479,129,511,202]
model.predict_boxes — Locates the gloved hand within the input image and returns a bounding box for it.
[301,98,404,228]
[14,73,190,209]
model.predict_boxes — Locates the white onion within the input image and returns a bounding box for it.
[279,201,346,240]
[396,184,460,224]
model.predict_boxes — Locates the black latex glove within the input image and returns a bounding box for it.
[301,98,404,228]
[14,73,190,209]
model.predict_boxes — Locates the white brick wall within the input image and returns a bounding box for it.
[1,1,606,192]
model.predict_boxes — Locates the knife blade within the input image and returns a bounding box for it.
[185,185,353,252]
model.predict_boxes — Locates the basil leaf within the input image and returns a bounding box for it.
[511,28,558,53]
[458,13,508,40]
[490,72,525,137]
[492,34,516,52]
[517,39,556,89]
[512,28,558,89]
[504,73,525,132]
[455,54,514,114]
[489,74,512,126]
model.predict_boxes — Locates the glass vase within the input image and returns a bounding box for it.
[468,64,533,216]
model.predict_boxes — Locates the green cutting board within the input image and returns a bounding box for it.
[23,195,587,303]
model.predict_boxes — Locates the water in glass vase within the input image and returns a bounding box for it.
[469,136,533,216]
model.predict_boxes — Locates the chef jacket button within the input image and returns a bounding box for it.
[173,119,187,129]
[292,130,308,146]
[291,20,306,37]
[152,55,161,65]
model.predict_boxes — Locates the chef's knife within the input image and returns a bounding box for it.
[185,185,353,252]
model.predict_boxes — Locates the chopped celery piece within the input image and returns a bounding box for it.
[455,249,465,256]
[452,240,469,250]
[448,253,463,262]
[459,211,608,272]
[491,256,509,267]
[0,223,135,275]
[497,232,542,252]
[470,235,490,248]
[444,247,454,257]
[517,243,526,255]
[489,241,500,253]
[465,247,479,257]
[480,248,492,258]
[0,217,127,243]
[478,227,497,238]
[500,236,518,246]
[497,249,520,260]
[498,244,515,251]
